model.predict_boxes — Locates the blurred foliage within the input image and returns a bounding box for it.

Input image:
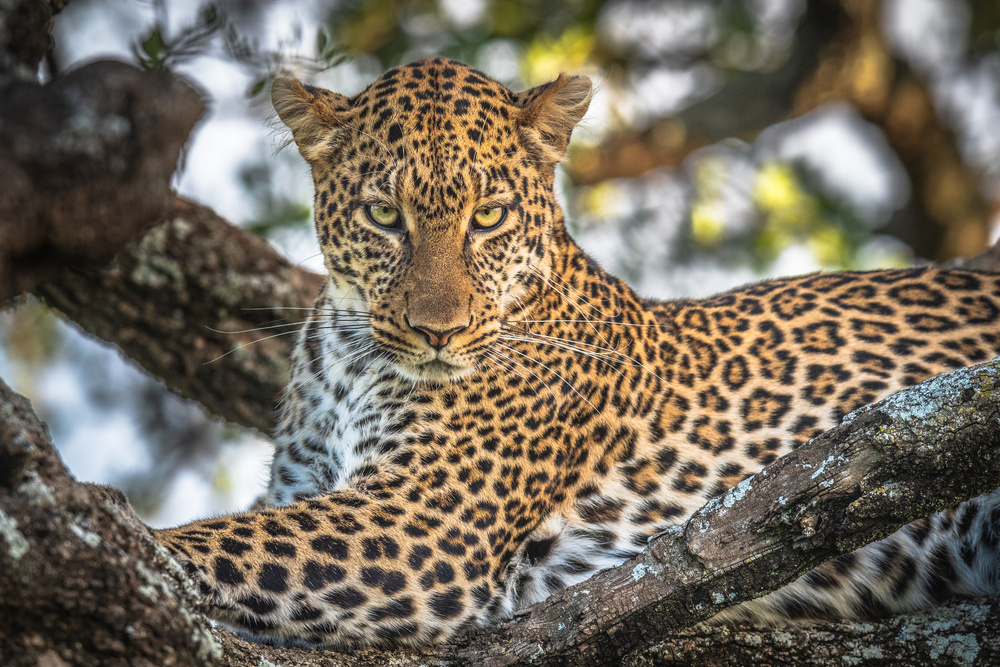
[134,3,222,70]
[45,0,1000,269]
[969,0,1000,54]
[0,300,61,367]
[239,163,313,236]
[688,159,894,271]
[123,0,998,268]
[331,0,606,77]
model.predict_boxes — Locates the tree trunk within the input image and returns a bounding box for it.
[0,61,204,303]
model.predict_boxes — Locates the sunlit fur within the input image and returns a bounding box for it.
[154,58,1000,648]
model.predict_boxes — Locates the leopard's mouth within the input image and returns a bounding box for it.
[403,358,473,383]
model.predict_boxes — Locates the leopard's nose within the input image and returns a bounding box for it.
[412,324,466,349]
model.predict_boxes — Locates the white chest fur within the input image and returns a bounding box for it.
[266,283,399,505]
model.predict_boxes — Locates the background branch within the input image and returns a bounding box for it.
[567,0,843,185]
[0,61,205,303]
[0,0,67,85]
[567,0,989,262]
[35,197,324,433]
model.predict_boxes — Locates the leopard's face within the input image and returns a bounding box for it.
[274,59,591,381]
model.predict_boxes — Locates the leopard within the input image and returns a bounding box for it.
[155,57,1000,648]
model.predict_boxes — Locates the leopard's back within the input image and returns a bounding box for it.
[269,261,1000,617]
[499,266,1000,610]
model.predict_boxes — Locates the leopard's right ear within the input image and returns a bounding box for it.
[271,78,351,162]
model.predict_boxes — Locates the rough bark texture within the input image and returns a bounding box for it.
[625,601,1000,666]
[35,197,325,433]
[0,378,220,667]
[0,60,205,303]
[4,359,1000,666]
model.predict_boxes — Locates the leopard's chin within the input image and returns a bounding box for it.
[399,358,474,383]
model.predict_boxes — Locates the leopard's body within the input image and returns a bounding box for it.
[156,58,1000,647]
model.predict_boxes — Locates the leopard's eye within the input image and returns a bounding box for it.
[471,206,507,231]
[365,205,402,230]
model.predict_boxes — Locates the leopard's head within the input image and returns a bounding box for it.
[273,58,591,381]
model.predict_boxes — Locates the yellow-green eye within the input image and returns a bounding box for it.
[472,206,507,231]
[365,205,401,229]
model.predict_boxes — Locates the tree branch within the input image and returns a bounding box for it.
[0,61,205,304]
[35,197,324,434]
[0,0,318,431]
[0,376,220,666]
[0,0,68,85]
[4,354,1000,665]
[623,601,1000,666]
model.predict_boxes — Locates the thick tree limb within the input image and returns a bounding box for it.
[0,377,219,667]
[35,197,325,433]
[3,354,1000,665]
[228,599,1000,666]
[624,601,1000,666]
[0,60,205,303]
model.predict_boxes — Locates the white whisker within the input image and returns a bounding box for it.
[497,342,609,426]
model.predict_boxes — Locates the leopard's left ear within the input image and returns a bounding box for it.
[515,73,592,163]
[272,77,351,163]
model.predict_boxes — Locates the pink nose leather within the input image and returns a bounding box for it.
[413,325,465,349]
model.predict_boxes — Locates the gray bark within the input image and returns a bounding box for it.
[0,378,219,667]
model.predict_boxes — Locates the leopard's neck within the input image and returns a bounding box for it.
[267,235,662,507]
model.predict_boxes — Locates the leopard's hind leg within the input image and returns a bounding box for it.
[713,488,1000,624]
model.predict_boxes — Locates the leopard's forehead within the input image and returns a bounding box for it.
[345,58,518,165]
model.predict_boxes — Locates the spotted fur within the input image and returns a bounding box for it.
[155,58,1000,647]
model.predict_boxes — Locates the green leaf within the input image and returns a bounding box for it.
[202,4,219,26]
[142,29,168,62]
[248,79,267,97]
